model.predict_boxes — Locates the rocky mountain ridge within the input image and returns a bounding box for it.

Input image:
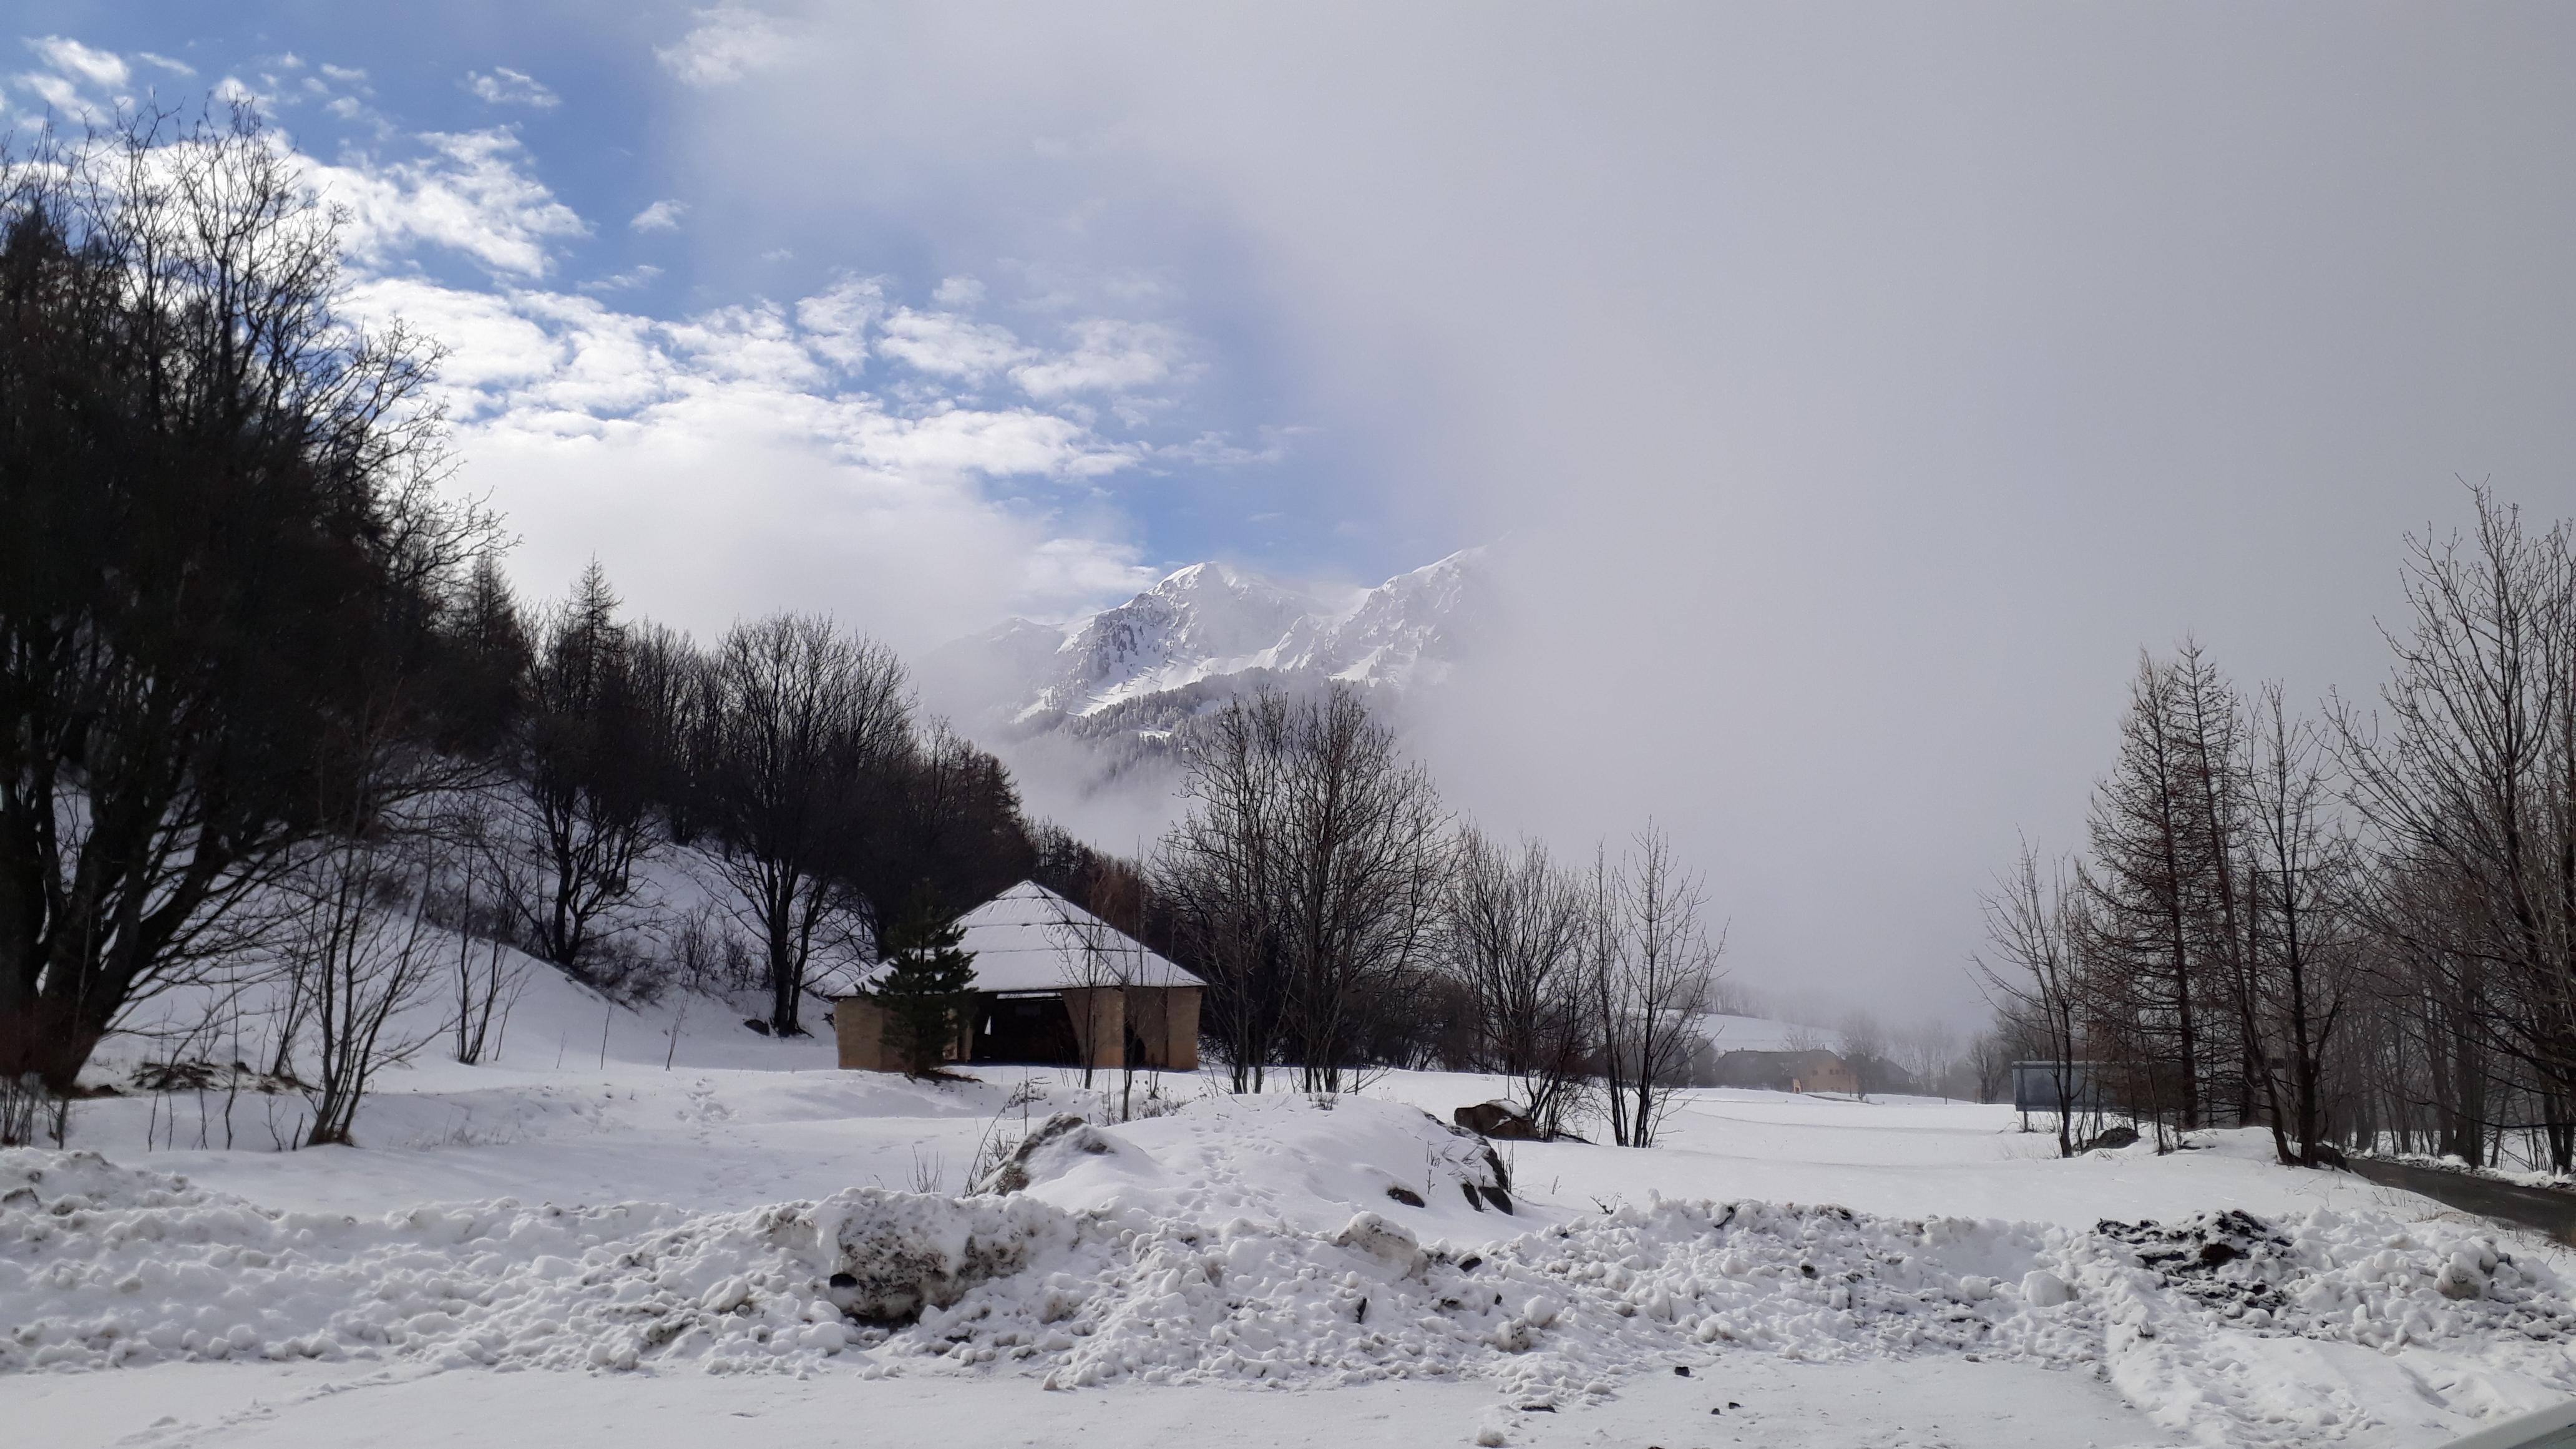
[921,548,1485,756]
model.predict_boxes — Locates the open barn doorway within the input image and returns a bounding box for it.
[973,992,1081,1065]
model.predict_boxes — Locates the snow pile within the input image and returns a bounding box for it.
[912,1196,2081,1400]
[2067,1208,2576,1435]
[990,1095,1517,1231]
[10,1105,2576,1443]
[0,1151,846,1375]
[814,1188,1079,1324]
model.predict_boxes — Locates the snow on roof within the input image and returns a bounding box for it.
[1698,1013,1840,1053]
[827,881,1203,996]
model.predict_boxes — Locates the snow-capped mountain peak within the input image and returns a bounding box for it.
[920,548,1485,739]
[1031,562,1318,718]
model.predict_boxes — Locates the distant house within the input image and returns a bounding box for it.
[1793,1054,1862,1095]
[1710,1048,1861,1096]
[824,882,1204,1074]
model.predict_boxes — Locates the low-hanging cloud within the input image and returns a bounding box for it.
[647,4,2576,1026]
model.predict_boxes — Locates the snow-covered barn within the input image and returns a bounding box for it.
[1709,1048,1861,1095]
[827,882,1204,1073]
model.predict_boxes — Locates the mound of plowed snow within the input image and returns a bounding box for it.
[7,1130,2573,1443]
[977,1095,1516,1232]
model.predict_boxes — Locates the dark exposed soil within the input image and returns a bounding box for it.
[2095,1209,2297,1318]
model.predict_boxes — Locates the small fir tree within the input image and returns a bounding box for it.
[874,893,978,1076]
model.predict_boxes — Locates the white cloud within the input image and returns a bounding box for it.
[1018,535,1161,613]
[846,404,1128,480]
[337,271,1164,648]
[346,277,574,397]
[313,129,587,278]
[466,66,558,109]
[0,64,1201,658]
[26,36,127,89]
[796,276,886,370]
[662,300,828,391]
[877,307,1032,382]
[13,35,140,120]
[137,52,197,78]
[656,7,795,88]
[580,264,663,293]
[1164,426,1303,467]
[868,301,1191,402]
[1011,318,1185,398]
[14,72,88,115]
[628,199,686,232]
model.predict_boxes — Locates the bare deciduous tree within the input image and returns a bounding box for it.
[1157,691,1288,1091]
[1976,493,2576,1172]
[1274,688,1447,1092]
[698,615,910,1035]
[1617,830,1720,1144]
[1840,1010,1888,1099]
[1043,889,1125,1092]
[1445,827,1594,1137]
[0,109,495,1094]
[1156,685,1445,1093]
[2338,489,2576,1171]
[1896,1020,1960,1101]
[1594,825,1720,1148]
[2243,685,2359,1164]
[278,834,447,1148]
[1976,844,2091,1158]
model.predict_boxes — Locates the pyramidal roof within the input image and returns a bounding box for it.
[827,881,1203,995]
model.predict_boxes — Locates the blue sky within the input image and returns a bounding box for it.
[6,4,1440,649]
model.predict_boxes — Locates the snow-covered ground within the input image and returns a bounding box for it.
[6,968,2571,1448]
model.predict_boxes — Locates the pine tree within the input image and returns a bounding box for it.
[874,893,978,1076]
[516,561,655,975]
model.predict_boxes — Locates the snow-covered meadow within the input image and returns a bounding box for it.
[4,968,2571,1448]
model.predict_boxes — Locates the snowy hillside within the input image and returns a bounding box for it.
[924,549,1485,741]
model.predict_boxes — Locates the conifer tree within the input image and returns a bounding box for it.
[874,893,977,1076]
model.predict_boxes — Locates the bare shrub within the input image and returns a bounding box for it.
[275,837,447,1147]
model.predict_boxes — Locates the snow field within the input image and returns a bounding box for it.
[9,1093,2574,1445]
